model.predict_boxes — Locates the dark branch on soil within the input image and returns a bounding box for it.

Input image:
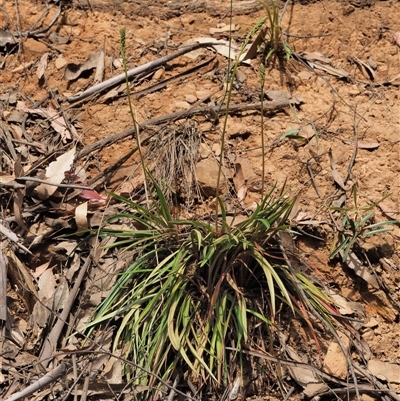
[4,363,68,401]
[66,42,224,104]
[76,99,300,161]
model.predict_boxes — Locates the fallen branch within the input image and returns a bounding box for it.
[67,42,220,104]
[4,363,68,401]
[15,176,92,190]
[76,99,299,161]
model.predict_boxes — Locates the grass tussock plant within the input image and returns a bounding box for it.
[258,0,292,62]
[81,22,341,400]
[329,188,398,261]
[84,182,339,394]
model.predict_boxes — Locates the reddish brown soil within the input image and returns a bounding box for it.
[0,0,399,400]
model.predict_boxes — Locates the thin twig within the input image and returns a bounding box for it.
[0,249,7,323]
[283,386,295,401]
[15,176,92,190]
[306,160,321,198]
[167,374,180,401]
[50,349,199,401]
[344,106,358,184]
[11,4,61,37]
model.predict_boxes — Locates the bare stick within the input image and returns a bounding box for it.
[4,363,68,401]
[0,249,7,323]
[15,176,92,190]
[67,42,220,104]
[76,99,297,161]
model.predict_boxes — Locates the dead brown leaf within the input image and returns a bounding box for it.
[300,51,332,64]
[36,147,76,199]
[350,56,375,81]
[36,52,49,80]
[6,249,38,312]
[344,251,379,289]
[233,163,247,204]
[13,155,28,231]
[242,28,266,61]
[64,50,104,81]
[342,139,379,149]
[328,149,346,190]
[0,248,7,322]
[17,102,75,143]
[0,29,16,46]
[75,201,89,233]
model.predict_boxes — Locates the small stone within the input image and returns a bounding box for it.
[236,69,247,83]
[23,38,48,53]
[185,94,197,104]
[212,143,221,156]
[199,143,212,159]
[152,67,165,81]
[303,383,329,398]
[367,56,377,70]
[195,90,210,100]
[363,317,379,328]
[195,158,227,197]
[349,85,360,96]
[55,56,67,70]
[368,360,400,384]
[323,332,350,379]
[174,101,191,110]
[113,58,123,69]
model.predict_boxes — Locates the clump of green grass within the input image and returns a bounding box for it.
[330,189,397,261]
[258,0,292,61]
[83,182,338,398]
[81,20,340,401]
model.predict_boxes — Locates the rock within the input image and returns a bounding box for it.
[55,56,67,70]
[174,100,191,110]
[323,332,350,379]
[113,58,123,69]
[23,38,48,53]
[363,317,379,328]
[368,360,400,384]
[185,94,197,104]
[212,143,221,156]
[152,67,165,81]
[195,158,227,197]
[199,143,212,159]
[303,382,329,398]
[361,394,376,401]
[236,69,247,83]
[195,90,210,100]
